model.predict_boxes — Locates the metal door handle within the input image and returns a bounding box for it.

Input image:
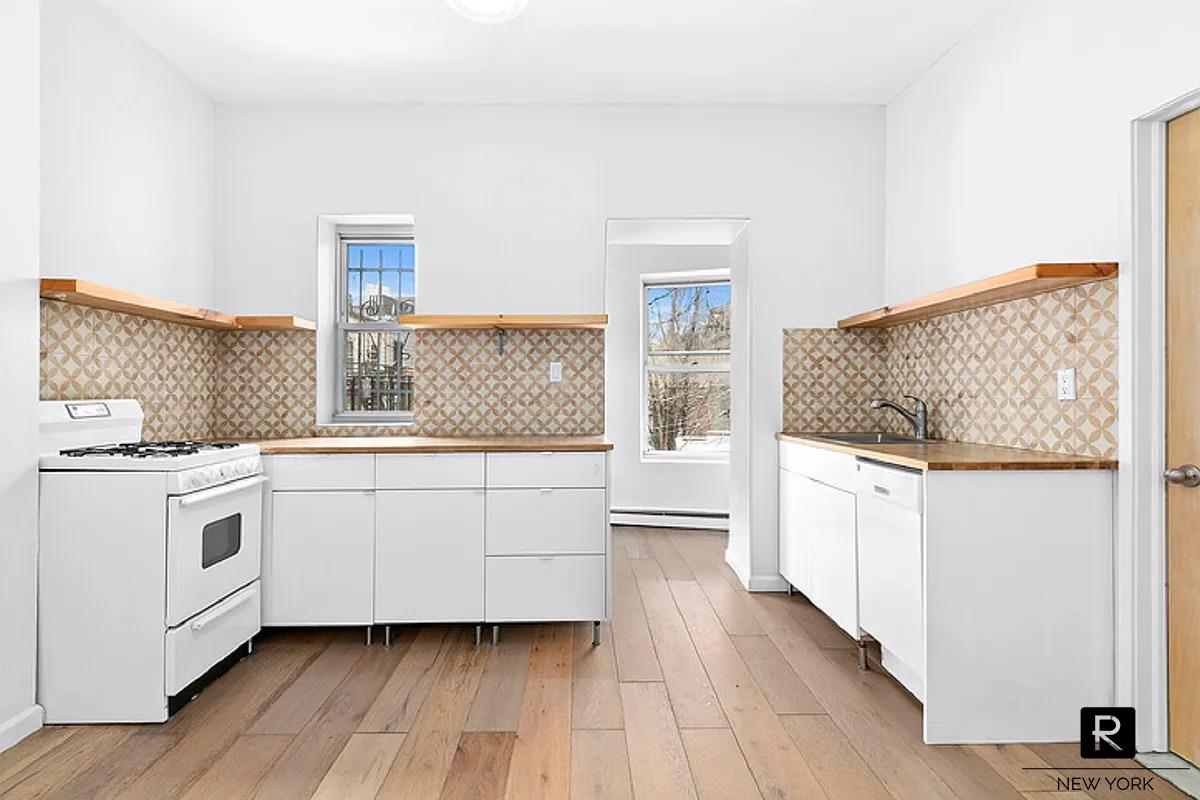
[1164,464,1200,487]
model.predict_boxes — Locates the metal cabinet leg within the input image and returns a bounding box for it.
[592,621,601,647]
[492,625,500,646]
[858,640,868,672]
[365,626,373,647]
[383,625,392,648]
[787,584,794,596]
[247,636,253,655]
[475,625,482,647]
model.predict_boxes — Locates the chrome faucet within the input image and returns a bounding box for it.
[870,395,928,440]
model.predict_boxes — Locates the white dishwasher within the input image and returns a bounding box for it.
[855,458,925,701]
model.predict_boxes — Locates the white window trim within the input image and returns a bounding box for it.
[640,269,732,463]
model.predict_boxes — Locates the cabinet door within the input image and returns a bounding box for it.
[807,478,859,638]
[266,491,374,625]
[779,469,812,595]
[375,490,484,623]
[858,493,923,678]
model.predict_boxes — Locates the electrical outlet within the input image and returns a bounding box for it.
[549,361,563,384]
[1057,368,1077,401]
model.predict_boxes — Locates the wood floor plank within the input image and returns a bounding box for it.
[118,645,317,800]
[611,544,663,682]
[0,726,80,788]
[248,636,371,734]
[630,559,726,728]
[669,580,830,800]
[376,629,491,799]
[179,734,291,800]
[571,729,633,800]
[0,728,132,800]
[465,626,533,732]
[667,532,763,635]
[53,733,179,800]
[680,727,764,800]
[731,634,825,714]
[311,732,406,800]
[253,643,409,799]
[968,743,1069,793]
[619,681,698,800]
[614,526,653,559]
[784,595,858,651]
[646,530,695,580]
[503,625,573,799]
[779,714,892,800]
[439,732,515,800]
[359,625,452,733]
[572,621,623,730]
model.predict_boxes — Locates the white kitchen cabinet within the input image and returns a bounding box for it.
[805,477,858,639]
[778,468,811,595]
[375,489,484,623]
[485,555,606,622]
[486,488,607,555]
[266,490,374,625]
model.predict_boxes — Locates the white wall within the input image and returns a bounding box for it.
[41,0,218,307]
[605,242,731,516]
[886,0,1200,301]
[218,104,886,587]
[0,0,43,751]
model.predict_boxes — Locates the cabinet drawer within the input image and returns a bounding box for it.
[376,453,484,489]
[856,460,922,511]
[268,454,375,491]
[486,452,606,488]
[779,441,856,491]
[485,555,606,622]
[486,489,606,555]
[166,581,260,695]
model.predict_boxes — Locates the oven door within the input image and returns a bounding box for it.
[165,475,265,627]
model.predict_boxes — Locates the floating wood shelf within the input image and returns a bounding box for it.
[40,279,316,331]
[234,315,318,331]
[837,262,1118,329]
[398,314,608,330]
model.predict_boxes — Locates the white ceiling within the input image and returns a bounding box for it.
[100,0,1002,104]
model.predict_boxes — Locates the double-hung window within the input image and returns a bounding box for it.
[642,276,731,459]
[335,230,416,422]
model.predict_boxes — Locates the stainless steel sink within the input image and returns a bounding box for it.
[811,432,933,445]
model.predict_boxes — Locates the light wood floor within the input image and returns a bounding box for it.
[0,528,1186,799]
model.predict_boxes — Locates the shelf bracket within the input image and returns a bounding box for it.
[494,326,506,356]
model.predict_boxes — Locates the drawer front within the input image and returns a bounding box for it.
[376,453,484,489]
[486,452,606,488]
[485,555,606,622]
[166,581,260,695]
[486,488,607,555]
[856,460,923,511]
[779,441,856,491]
[268,454,375,491]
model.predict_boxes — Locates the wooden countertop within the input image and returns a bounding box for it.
[776,432,1117,471]
[251,435,614,454]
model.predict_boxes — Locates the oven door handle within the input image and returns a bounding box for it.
[191,590,255,632]
[178,475,267,508]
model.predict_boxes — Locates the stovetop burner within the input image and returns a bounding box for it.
[59,441,240,459]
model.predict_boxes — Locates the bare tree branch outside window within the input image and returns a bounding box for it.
[644,281,731,455]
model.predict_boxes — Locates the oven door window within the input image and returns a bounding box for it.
[201,514,242,569]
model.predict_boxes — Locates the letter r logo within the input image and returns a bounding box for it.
[1080,708,1136,758]
[1092,715,1121,751]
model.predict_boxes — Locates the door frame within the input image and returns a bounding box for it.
[1127,87,1200,753]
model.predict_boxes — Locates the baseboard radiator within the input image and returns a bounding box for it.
[610,508,730,531]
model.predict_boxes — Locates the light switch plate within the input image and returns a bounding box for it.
[1057,368,1077,401]
[549,361,563,383]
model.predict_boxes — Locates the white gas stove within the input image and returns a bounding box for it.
[38,399,264,723]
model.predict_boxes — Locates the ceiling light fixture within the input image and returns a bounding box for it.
[444,0,527,24]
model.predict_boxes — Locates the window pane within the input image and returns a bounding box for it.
[344,242,416,322]
[343,329,415,413]
[647,353,730,369]
[646,371,730,454]
[645,283,731,353]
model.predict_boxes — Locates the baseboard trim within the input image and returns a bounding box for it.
[0,705,43,753]
[724,547,751,589]
[611,511,729,531]
[747,573,790,592]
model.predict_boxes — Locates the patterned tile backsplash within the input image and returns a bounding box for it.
[41,300,605,441]
[782,280,1118,458]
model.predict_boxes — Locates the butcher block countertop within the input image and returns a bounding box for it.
[777,432,1117,471]
[252,435,614,454]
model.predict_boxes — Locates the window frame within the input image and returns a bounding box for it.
[333,233,417,424]
[640,271,732,463]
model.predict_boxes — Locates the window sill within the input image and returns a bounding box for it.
[641,451,730,465]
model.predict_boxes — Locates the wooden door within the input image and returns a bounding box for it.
[1167,106,1200,764]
